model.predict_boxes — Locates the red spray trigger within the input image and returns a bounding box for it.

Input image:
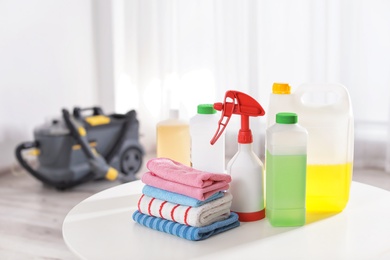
[210,90,265,145]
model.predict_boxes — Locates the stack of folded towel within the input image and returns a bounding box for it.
[132,158,240,241]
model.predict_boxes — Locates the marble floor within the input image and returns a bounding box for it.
[0,163,389,259]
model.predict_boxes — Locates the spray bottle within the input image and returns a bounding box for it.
[210,90,266,222]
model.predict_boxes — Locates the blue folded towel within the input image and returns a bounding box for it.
[142,185,224,207]
[132,211,240,241]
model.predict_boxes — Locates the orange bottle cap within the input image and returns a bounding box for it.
[272,83,291,94]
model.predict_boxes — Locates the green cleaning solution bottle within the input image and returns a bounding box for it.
[266,112,308,227]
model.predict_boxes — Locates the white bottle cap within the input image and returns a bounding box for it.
[169,109,179,119]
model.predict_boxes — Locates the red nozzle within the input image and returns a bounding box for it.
[210,90,265,145]
[214,103,223,111]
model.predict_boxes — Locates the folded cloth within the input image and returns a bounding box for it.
[138,192,233,227]
[142,185,224,207]
[132,211,240,241]
[142,172,229,201]
[146,158,231,188]
[142,158,231,200]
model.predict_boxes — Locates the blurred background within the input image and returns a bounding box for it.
[1,0,390,173]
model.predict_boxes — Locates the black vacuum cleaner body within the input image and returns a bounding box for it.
[15,107,144,189]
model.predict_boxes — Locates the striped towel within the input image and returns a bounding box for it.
[132,211,240,241]
[137,192,233,227]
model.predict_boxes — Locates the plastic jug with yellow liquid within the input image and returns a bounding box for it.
[267,83,354,213]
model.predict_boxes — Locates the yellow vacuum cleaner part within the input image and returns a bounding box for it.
[85,115,111,126]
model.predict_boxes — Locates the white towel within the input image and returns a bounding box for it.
[137,192,233,227]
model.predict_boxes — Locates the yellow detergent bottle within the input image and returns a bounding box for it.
[267,83,354,213]
[156,109,191,166]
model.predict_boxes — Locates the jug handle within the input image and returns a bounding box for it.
[293,83,352,111]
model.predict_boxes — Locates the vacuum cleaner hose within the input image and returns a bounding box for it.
[15,141,95,190]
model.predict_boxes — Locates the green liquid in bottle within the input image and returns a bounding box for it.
[266,150,307,226]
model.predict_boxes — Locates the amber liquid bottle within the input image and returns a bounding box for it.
[156,109,190,166]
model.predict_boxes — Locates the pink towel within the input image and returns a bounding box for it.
[137,192,233,227]
[146,158,231,187]
[142,172,229,200]
[142,158,231,200]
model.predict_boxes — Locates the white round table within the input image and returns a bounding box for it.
[63,180,390,260]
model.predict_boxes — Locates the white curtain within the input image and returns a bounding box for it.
[97,0,390,170]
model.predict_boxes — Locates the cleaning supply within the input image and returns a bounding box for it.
[146,158,231,187]
[132,211,240,241]
[142,185,224,207]
[142,172,229,200]
[210,90,266,222]
[266,83,292,127]
[141,158,231,200]
[133,157,238,241]
[267,83,354,213]
[156,109,191,166]
[137,192,233,227]
[266,112,308,227]
[190,104,225,173]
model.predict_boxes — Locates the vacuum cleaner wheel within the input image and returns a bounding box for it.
[120,147,143,176]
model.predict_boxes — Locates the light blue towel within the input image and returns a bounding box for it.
[132,211,240,241]
[142,185,224,207]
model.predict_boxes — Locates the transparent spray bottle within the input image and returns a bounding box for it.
[210,90,266,222]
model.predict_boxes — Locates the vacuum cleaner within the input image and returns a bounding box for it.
[15,106,144,190]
